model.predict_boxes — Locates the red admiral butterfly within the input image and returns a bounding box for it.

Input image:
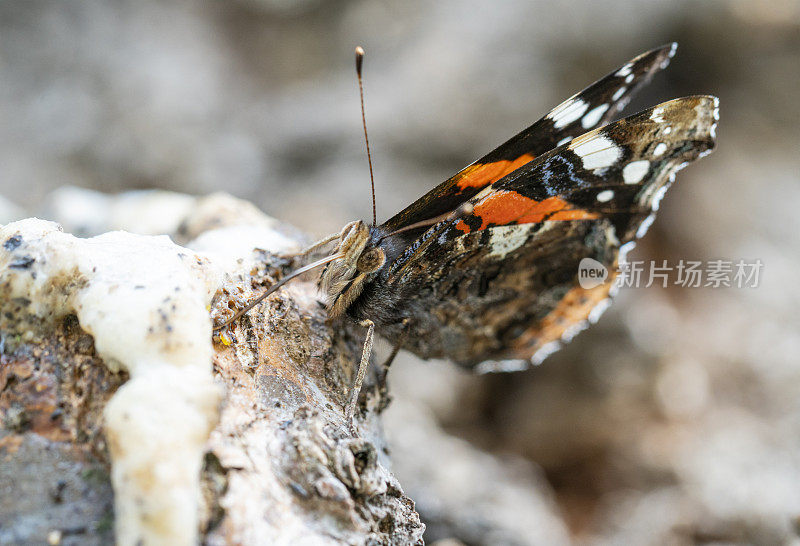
[216,43,718,425]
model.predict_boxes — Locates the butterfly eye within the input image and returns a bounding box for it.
[356,247,386,273]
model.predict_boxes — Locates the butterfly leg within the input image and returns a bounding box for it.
[345,318,375,429]
[381,335,404,369]
[377,319,410,393]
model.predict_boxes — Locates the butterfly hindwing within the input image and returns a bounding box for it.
[354,95,718,369]
[381,43,679,238]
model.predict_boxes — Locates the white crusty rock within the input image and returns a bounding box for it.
[0,200,424,545]
[0,218,222,546]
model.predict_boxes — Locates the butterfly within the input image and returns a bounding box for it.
[215,43,718,426]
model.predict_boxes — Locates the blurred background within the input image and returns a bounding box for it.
[1,0,799,544]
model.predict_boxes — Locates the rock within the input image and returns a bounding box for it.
[0,192,423,545]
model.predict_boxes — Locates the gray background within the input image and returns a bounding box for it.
[2,0,799,544]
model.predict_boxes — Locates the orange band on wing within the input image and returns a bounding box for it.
[511,282,614,355]
[454,154,536,190]
[455,219,470,233]
[469,190,598,231]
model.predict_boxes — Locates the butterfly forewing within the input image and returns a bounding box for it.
[457,95,718,237]
[381,43,680,238]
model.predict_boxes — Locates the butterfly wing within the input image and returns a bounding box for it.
[354,96,718,370]
[381,43,679,239]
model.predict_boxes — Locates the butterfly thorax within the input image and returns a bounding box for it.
[320,220,387,318]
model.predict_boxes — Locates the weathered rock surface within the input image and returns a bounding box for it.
[0,192,424,545]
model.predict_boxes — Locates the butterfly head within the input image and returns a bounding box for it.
[320,220,385,318]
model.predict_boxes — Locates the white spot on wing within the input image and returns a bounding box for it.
[619,241,637,263]
[596,189,614,202]
[570,135,621,171]
[548,98,589,129]
[604,223,620,247]
[557,136,573,147]
[616,63,633,77]
[663,126,672,134]
[612,87,626,101]
[623,160,650,184]
[588,298,611,323]
[636,213,656,238]
[660,43,677,69]
[651,185,670,211]
[581,104,610,129]
[475,359,530,373]
[651,106,666,123]
[562,320,588,343]
[486,225,532,259]
[625,73,634,84]
[531,341,561,365]
[668,42,678,58]
[653,142,668,157]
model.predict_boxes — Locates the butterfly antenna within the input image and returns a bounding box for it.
[355,46,377,227]
[214,252,344,331]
